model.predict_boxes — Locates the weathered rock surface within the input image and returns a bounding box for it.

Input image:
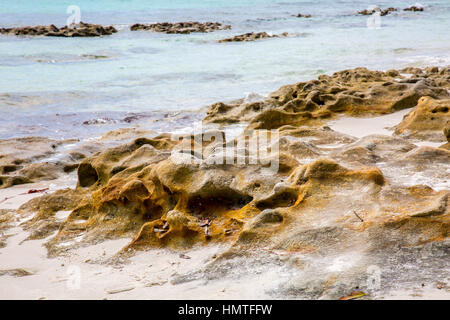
[394,97,449,141]
[0,22,117,37]
[0,137,79,188]
[10,66,450,298]
[18,188,89,241]
[0,209,17,248]
[218,32,288,43]
[204,66,450,128]
[130,22,231,34]
[0,128,159,188]
[441,124,450,149]
[26,130,447,259]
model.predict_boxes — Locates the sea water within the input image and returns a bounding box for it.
[0,0,449,139]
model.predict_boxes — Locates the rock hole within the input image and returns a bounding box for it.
[2,165,19,174]
[256,191,298,210]
[187,193,253,216]
[77,162,99,187]
[143,201,163,220]
[111,166,126,175]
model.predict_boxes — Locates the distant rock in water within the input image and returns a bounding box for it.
[0,22,117,37]
[404,5,424,11]
[295,13,312,18]
[358,7,397,16]
[218,32,289,43]
[357,5,423,15]
[130,22,231,34]
[82,118,119,126]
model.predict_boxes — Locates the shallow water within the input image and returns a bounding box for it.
[0,0,449,139]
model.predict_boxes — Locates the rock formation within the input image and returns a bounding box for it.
[296,13,312,18]
[4,66,449,298]
[395,97,449,141]
[404,5,424,12]
[358,7,397,16]
[204,67,450,127]
[130,22,231,34]
[0,137,77,188]
[0,128,157,188]
[218,32,289,43]
[0,22,117,37]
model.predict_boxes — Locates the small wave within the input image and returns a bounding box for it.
[29,52,113,64]
[393,48,415,54]
[82,118,120,125]
[400,54,450,67]
[127,46,162,54]
[243,92,266,103]
[82,113,155,126]
[243,17,289,23]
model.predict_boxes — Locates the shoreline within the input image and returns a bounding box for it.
[2,1,450,134]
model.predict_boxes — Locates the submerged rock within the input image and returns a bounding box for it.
[130,21,231,34]
[218,32,288,43]
[358,7,397,16]
[404,5,424,12]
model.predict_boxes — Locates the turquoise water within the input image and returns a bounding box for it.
[0,0,449,138]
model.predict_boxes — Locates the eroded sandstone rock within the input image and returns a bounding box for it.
[18,188,89,241]
[441,124,450,149]
[0,137,80,188]
[0,209,17,248]
[23,132,447,259]
[394,97,449,142]
[12,66,449,297]
[204,67,450,128]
